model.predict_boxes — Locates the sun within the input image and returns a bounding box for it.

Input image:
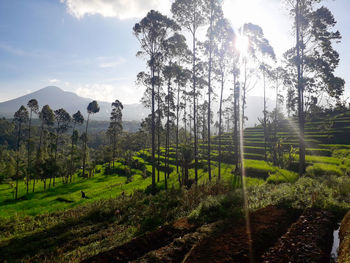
[235,34,249,56]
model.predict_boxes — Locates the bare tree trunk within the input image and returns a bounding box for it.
[218,71,224,180]
[15,123,21,200]
[296,0,305,175]
[233,71,240,174]
[34,119,45,193]
[207,7,214,182]
[82,114,90,178]
[192,31,198,184]
[176,82,180,174]
[151,61,156,190]
[53,122,60,187]
[165,78,171,190]
[27,110,32,194]
[70,123,76,183]
[157,69,161,183]
[263,70,267,161]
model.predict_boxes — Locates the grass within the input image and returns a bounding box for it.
[1,172,349,262]
[0,164,152,219]
[306,163,344,177]
[267,170,299,184]
[0,159,268,219]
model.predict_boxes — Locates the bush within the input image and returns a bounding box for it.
[104,162,132,177]
[189,192,242,224]
[306,163,343,177]
[267,169,299,184]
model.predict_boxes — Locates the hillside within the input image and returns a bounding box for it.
[0,86,148,121]
[0,86,274,127]
[1,110,350,262]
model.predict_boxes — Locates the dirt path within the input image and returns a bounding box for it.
[261,208,335,263]
[81,218,196,263]
[182,205,299,263]
[132,222,221,263]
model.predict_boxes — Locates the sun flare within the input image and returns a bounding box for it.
[235,34,249,56]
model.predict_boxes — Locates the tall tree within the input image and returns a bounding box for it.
[134,10,179,191]
[240,23,275,129]
[214,18,235,180]
[285,0,344,174]
[174,67,191,173]
[26,99,39,193]
[13,106,29,200]
[70,111,84,183]
[35,105,55,191]
[203,0,223,181]
[172,0,208,184]
[82,101,100,178]
[108,100,123,169]
[163,32,189,186]
[230,44,241,175]
[52,108,71,187]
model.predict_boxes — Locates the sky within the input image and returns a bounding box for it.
[0,0,349,105]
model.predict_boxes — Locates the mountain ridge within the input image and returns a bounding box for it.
[0,86,275,126]
[0,86,148,121]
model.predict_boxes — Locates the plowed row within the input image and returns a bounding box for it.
[81,206,339,263]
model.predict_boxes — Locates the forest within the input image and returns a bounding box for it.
[1,0,350,262]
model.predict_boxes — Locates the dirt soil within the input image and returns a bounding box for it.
[261,208,335,263]
[183,205,299,263]
[81,218,196,263]
[339,211,350,263]
[132,221,221,263]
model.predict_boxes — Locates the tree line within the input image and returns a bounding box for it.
[134,0,345,191]
[0,98,127,199]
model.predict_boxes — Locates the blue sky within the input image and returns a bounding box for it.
[0,0,349,104]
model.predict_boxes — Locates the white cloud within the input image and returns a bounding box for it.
[75,83,141,104]
[60,0,170,20]
[97,56,126,68]
[49,78,59,83]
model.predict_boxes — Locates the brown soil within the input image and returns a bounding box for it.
[261,208,335,263]
[133,221,221,263]
[183,205,299,263]
[81,218,196,263]
[339,211,350,263]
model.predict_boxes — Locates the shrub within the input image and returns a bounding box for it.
[333,149,350,159]
[306,163,343,177]
[267,169,299,184]
[188,192,242,224]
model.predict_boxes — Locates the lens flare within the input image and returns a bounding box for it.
[235,35,249,57]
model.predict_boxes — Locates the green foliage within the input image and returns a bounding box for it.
[189,192,242,224]
[248,176,350,216]
[267,169,299,184]
[306,163,343,177]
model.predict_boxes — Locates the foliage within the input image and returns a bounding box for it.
[306,163,343,177]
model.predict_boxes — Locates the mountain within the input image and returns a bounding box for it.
[0,86,275,127]
[0,86,148,121]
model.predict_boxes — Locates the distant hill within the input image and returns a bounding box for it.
[0,86,274,127]
[0,86,148,121]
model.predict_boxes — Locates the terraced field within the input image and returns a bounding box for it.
[134,111,350,186]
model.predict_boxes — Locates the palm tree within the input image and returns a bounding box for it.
[82,101,100,178]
